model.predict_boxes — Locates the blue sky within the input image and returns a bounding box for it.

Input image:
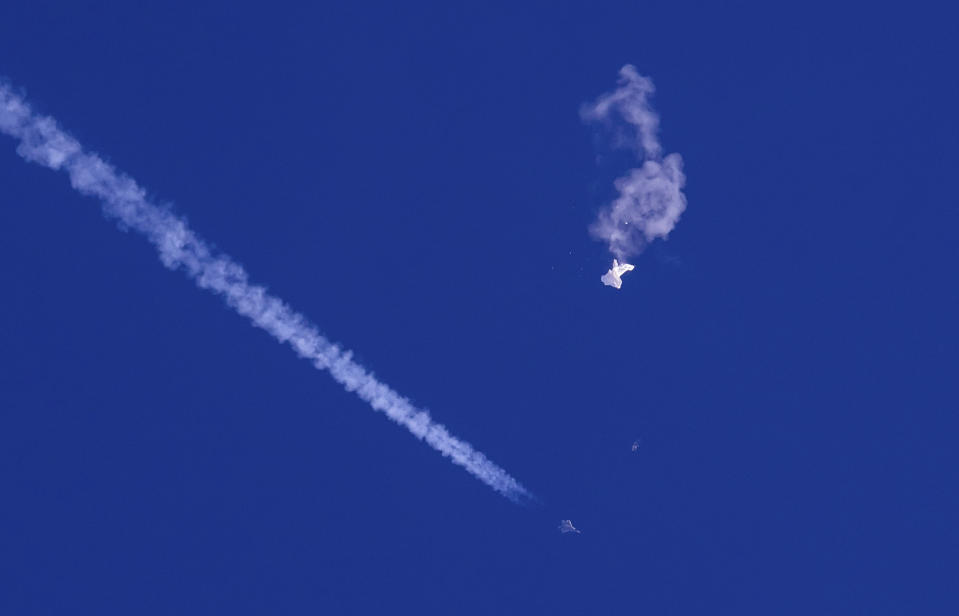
[1,1,956,614]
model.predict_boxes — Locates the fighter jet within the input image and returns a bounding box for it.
[558,519,581,534]
[601,259,635,289]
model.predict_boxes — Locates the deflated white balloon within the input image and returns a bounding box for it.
[601,259,635,289]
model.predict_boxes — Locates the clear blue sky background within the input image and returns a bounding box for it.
[1,1,956,613]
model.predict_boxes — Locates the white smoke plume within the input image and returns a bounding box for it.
[583,65,687,263]
[0,82,530,503]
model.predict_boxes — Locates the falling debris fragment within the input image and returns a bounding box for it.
[601,259,635,289]
[558,519,581,534]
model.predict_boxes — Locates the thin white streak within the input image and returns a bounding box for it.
[0,82,529,502]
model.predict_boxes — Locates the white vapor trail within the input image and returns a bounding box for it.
[0,82,529,502]
[582,65,687,262]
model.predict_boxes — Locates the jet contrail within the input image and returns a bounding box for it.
[583,66,686,285]
[0,81,529,502]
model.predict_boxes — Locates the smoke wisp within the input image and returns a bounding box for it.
[0,82,530,502]
[583,65,686,262]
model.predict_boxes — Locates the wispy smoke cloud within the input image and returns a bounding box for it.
[583,65,686,262]
[0,82,529,502]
